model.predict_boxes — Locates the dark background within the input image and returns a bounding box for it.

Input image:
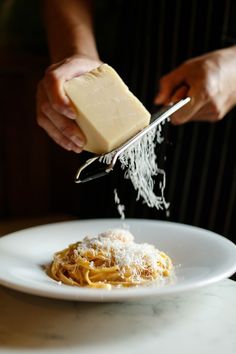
[0,0,235,251]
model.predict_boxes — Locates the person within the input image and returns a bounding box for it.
[37,0,236,152]
[37,0,236,237]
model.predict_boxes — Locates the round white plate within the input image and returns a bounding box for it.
[0,219,235,302]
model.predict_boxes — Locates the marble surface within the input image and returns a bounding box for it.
[0,279,235,354]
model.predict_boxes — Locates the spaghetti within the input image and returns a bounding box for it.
[49,229,173,289]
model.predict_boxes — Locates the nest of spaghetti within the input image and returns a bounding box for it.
[49,229,173,289]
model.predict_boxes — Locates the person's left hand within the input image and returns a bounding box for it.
[154,46,236,124]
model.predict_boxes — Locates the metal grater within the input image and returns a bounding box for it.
[75,97,191,183]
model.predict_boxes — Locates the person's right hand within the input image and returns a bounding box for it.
[154,46,236,124]
[37,55,102,153]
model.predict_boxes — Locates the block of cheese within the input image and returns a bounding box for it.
[64,64,150,155]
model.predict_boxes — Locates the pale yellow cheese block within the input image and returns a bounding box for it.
[64,64,151,154]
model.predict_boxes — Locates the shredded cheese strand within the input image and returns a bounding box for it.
[102,123,169,210]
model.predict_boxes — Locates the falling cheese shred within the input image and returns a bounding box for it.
[102,123,169,211]
[119,124,169,210]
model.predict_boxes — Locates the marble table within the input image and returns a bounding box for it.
[0,279,235,354]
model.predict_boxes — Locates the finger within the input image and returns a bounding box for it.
[170,87,204,124]
[38,78,75,120]
[43,70,77,119]
[41,103,86,148]
[37,111,83,153]
[169,85,189,103]
[37,82,86,150]
[43,57,102,119]
[189,105,223,122]
[154,67,185,105]
[190,112,215,122]
[53,56,102,80]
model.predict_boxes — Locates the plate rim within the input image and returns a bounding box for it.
[0,218,235,302]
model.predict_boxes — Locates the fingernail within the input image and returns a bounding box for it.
[67,142,82,153]
[65,109,77,119]
[74,147,83,154]
[71,136,85,148]
[65,144,72,151]
[154,91,167,104]
[67,142,74,150]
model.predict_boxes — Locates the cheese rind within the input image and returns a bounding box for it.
[64,64,151,154]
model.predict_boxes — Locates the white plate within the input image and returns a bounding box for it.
[0,219,235,302]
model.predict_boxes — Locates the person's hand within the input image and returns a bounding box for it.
[37,55,102,153]
[154,46,236,124]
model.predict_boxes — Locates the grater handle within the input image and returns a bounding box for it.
[75,156,112,183]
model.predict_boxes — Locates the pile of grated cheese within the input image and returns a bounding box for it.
[77,229,170,282]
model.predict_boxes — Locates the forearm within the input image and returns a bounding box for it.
[43,0,99,63]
